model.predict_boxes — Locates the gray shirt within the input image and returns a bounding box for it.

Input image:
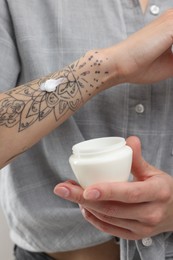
[0,0,173,259]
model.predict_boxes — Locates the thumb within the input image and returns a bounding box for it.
[126,136,152,181]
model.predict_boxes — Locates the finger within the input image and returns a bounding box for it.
[85,207,152,237]
[54,181,86,204]
[125,11,173,64]
[80,199,158,224]
[126,136,152,180]
[82,208,139,240]
[83,177,161,203]
[81,201,146,221]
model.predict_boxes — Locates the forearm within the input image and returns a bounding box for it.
[0,49,118,168]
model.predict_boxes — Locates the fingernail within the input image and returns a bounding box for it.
[65,180,77,185]
[84,189,101,200]
[78,204,83,210]
[79,205,86,217]
[81,208,86,218]
[54,187,70,198]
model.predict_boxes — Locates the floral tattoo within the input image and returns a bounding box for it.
[0,51,109,132]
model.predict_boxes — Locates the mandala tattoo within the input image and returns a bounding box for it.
[0,51,109,132]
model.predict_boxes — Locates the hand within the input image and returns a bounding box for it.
[104,9,173,85]
[54,136,173,240]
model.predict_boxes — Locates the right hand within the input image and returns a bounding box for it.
[104,9,173,85]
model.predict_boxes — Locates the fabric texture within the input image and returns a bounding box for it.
[0,0,173,259]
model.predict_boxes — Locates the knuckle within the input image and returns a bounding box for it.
[144,211,163,226]
[106,186,115,200]
[102,204,116,217]
[159,187,171,202]
[126,187,141,203]
[76,197,83,204]
[75,194,85,204]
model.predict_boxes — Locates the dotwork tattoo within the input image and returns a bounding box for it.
[0,51,109,132]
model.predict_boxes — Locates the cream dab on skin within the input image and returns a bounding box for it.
[40,78,65,92]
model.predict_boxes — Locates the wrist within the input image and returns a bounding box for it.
[98,46,125,87]
[72,49,122,97]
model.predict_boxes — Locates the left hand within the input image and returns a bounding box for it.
[54,136,173,240]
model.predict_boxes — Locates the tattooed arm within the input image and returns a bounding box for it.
[0,50,117,168]
[1,10,173,168]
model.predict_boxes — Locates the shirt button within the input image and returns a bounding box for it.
[142,237,153,247]
[150,5,160,15]
[135,104,145,114]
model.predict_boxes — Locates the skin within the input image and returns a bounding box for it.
[0,51,114,168]
[54,136,173,240]
[139,0,149,13]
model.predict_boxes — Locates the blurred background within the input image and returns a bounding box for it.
[0,205,13,260]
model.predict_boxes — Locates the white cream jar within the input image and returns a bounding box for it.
[69,137,132,188]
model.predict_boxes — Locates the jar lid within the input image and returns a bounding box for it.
[72,137,126,156]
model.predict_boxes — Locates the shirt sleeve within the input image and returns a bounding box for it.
[0,0,20,91]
